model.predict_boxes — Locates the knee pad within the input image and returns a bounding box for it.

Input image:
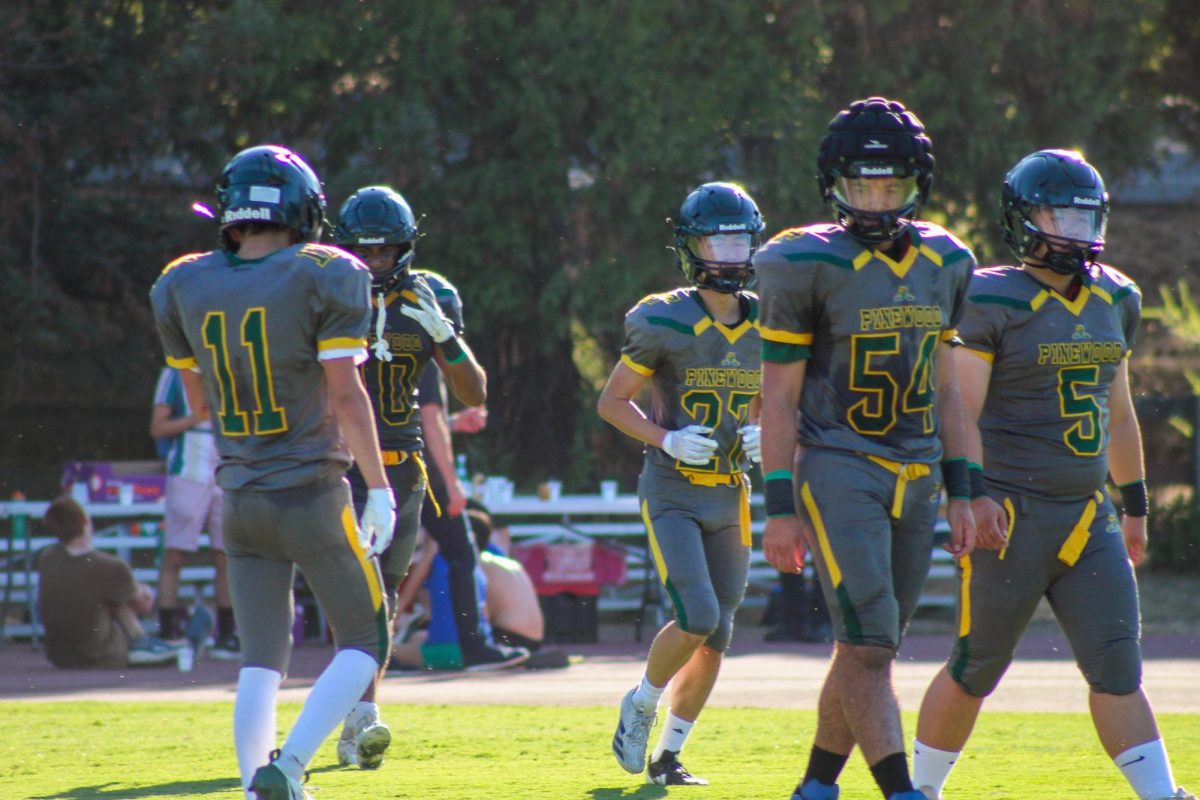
[955,654,1012,698]
[676,596,720,642]
[703,608,735,653]
[1088,637,1142,695]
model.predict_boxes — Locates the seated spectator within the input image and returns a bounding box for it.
[466,509,543,651]
[37,496,177,668]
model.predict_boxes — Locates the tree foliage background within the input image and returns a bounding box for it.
[1,0,1196,497]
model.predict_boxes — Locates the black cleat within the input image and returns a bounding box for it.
[646,750,709,786]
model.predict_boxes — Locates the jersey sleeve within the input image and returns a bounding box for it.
[619,306,666,377]
[956,287,1005,364]
[754,235,816,363]
[150,271,197,370]
[314,255,372,364]
[944,248,977,336]
[1120,281,1142,354]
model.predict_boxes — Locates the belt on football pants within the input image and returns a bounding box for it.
[679,470,743,488]
[866,455,932,519]
[381,450,410,466]
[380,450,440,517]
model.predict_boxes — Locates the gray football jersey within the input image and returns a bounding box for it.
[755,221,975,464]
[363,269,465,452]
[621,288,761,476]
[151,243,373,491]
[958,264,1141,501]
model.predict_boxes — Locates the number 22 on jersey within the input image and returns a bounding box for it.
[679,389,755,470]
[202,308,288,436]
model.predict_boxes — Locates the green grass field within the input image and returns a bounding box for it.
[2,702,1196,799]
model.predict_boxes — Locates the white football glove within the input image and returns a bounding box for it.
[400,279,456,343]
[359,487,397,558]
[738,424,762,464]
[662,425,719,466]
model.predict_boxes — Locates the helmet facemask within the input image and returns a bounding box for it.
[829,166,923,245]
[352,242,415,293]
[678,232,759,293]
[1015,204,1106,275]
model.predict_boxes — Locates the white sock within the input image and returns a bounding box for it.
[912,738,961,796]
[278,649,378,775]
[234,667,282,795]
[652,711,695,761]
[631,673,665,712]
[1115,739,1176,800]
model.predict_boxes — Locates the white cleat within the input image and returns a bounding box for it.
[356,720,392,770]
[611,687,657,774]
[335,721,358,767]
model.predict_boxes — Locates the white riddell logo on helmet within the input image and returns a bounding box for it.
[1073,196,1102,207]
[864,139,889,150]
[222,207,273,223]
[718,223,747,231]
[860,166,896,176]
[357,237,386,244]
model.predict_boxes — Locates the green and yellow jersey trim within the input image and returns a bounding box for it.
[166,355,198,370]
[620,353,654,376]
[318,337,367,353]
[962,347,994,364]
[760,327,812,363]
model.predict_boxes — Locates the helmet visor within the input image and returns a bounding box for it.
[688,233,755,265]
[833,176,920,214]
[1029,206,1106,245]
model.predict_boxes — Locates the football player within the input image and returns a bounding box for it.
[151,145,395,800]
[600,182,765,786]
[755,97,977,800]
[911,150,1195,800]
[330,186,525,771]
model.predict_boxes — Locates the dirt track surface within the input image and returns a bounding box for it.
[4,628,1198,713]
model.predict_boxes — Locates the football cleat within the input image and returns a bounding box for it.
[355,720,392,770]
[612,687,657,774]
[793,778,840,800]
[646,750,708,786]
[335,720,359,767]
[888,792,933,800]
[1161,790,1196,800]
[249,751,311,800]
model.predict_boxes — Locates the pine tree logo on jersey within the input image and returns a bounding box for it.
[720,351,741,368]
[1072,324,1092,341]
[893,285,917,303]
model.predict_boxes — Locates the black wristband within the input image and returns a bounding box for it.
[440,336,466,364]
[1119,480,1149,517]
[764,474,797,518]
[942,458,970,500]
[968,463,987,500]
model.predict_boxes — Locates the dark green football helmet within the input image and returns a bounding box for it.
[674,182,765,293]
[817,96,933,245]
[1000,149,1108,275]
[333,186,419,292]
[216,145,326,253]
